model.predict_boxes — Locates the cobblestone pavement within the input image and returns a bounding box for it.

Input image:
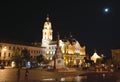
[0,68,120,82]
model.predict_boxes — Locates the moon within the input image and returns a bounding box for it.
[104,8,110,13]
[105,8,109,12]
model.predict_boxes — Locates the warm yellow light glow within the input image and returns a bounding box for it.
[66,60,68,65]
[3,46,7,51]
[63,57,65,59]
[50,57,52,60]
[46,57,49,60]
[11,61,16,68]
[91,52,101,63]
[62,50,65,54]
[69,59,70,62]
[46,50,49,54]
[74,60,76,65]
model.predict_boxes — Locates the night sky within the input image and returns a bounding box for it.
[0,0,120,56]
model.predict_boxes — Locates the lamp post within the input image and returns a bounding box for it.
[54,32,60,70]
[53,53,56,69]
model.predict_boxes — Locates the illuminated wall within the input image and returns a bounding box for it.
[59,39,86,66]
[91,52,101,63]
[0,43,45,66]
[41,15,53,49]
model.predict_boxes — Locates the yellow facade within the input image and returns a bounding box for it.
[60,40,86,66]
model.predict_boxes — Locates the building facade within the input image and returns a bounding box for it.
[111,49,120,65]
[0,15,86,67]
[59,36,86,66]
[41,15,86,66]
[0,43,45,66]
[111,49,120,57]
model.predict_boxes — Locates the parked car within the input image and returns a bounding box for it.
[0,65,4,69]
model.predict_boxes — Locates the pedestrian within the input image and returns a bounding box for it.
[24,69,29,80]
[17,68,21,80]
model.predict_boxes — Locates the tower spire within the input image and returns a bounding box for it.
[46,14,49,21]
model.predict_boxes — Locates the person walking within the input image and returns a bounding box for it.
[24,69,29,80]
[17,68,21,81]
